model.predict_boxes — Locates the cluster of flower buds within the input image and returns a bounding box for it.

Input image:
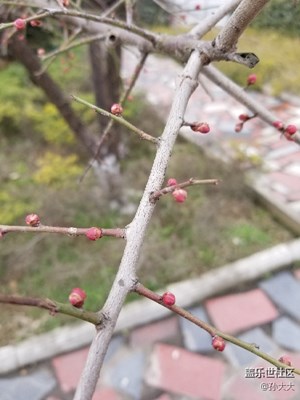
[167,178,188,203]
[235,113,253,133]
[273,121,297,141]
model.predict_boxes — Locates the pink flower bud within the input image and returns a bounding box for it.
[272,120,284,130]
[191,122,210,134]
[212,335,226,351]
[85,227,102,241]
[110,103,123,116]
[278,355,292,366]
[37,48,45,56]
[247,74,257,86]
[25,213,40,227]
[285,124,297,135]
[162,292,176,306]
[69,287,86,308]
[195,4,201,10]
[238,114,249,122]
[14,18,26,30]
[30,20,42,27]
[172,188,187,203]
[235,122,243,133]
[167,178,177,186]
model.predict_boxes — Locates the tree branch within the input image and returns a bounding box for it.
[134,283,300,375]
[0,224,125,239]
[0,294,101,325]
[149,177,219,203]
[214,0,271,53]
[203,65,300,144]
[73,49,204,400]
[72,95,158,144]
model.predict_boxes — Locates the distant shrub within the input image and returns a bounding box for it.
[251,0,300,36]
[33,152,82,186]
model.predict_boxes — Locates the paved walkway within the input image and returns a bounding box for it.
[1,268,300,400]
[1,54,300,400]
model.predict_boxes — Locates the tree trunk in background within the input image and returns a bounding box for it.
[7,35,97,155]
[89,30,126,207]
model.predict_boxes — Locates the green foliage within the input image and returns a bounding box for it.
[33,152,82,186]
[251,0,300,37]
[0,191,31,224]
[26,103,74,145]
[216,28,300,95]
[135,0,170,26]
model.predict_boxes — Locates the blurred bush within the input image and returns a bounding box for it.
[251,0,300,37]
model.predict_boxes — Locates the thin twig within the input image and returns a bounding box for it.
[38,33,106,75]
[0,294,101,325]
[149,177,219,203]
[79,52,149,183]
[72,95,158,144]
[134,283,300,375]
[0,224,125,238]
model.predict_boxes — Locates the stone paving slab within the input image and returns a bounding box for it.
[145,343,226,400]
[205,288,279,334]
[259,271,300,321]
[179,306,212,353]
[223,374,269,400]
[102,349,146,400]
[129,316,179,348]
[273,317,300,352]
[0,369,56,400]
[224,327,278,367]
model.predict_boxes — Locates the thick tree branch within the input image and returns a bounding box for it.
[73,49,204,400]
[189,0,243,39]
[214,0,271,53]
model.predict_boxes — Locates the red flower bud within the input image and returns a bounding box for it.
[273,120,284,130]
[285,124,297,135]
[25,213,40,227]
[191,122,210,134]
[247,74,257,86]
[85,227,102,241]
[162,292,176,306]
[14,18,26,30]
[172,188,187,203]
[212,335,226,351]
[69,287,86,308]
[110,103,123,116]
[235,122,243,133]
[167,178,177,186]
[239,114,249,122]
[30,20,42,27]
[278,355,292,366]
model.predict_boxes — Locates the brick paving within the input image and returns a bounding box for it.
[1,55,300,399]
[1,269,300,399]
